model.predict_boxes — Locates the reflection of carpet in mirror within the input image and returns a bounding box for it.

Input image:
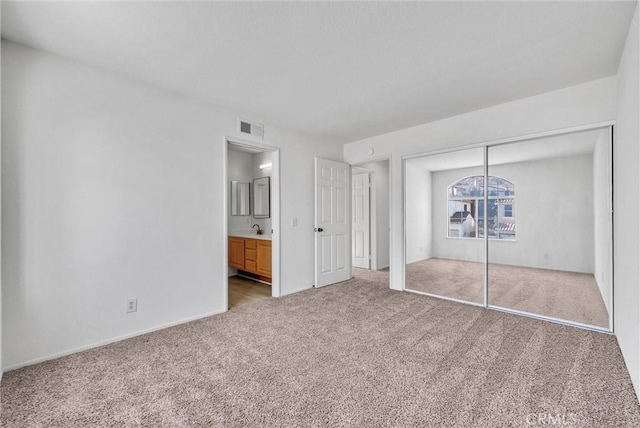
[405,258,609,328]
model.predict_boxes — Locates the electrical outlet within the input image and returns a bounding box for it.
[126,298,137,313]
[292,217,298,227]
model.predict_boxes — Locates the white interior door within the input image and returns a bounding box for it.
[314,158,351,287]
[352,173,370,269]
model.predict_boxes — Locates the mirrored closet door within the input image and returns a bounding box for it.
[404,127,613,331]
[404,147,485,305]
[487,129,612,329]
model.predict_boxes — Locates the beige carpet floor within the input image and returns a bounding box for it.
[406,258,610,328]
[1,268,637,427]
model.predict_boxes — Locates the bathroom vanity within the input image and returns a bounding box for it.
[229,235,272,283]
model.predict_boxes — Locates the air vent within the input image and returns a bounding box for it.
[239,119,264,139]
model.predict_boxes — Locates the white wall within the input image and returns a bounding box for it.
[358,160,390,269]
[615,4,640,396]
[1,41,342,370]
[345,76,617,290]
[227,149,254,235]
[405,163,432,264]
[593,130,612,313]
[429,155,595,274]
[0,3,4,382]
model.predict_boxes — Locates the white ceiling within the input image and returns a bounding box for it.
[406,127,606,172]
[2,1,636,143]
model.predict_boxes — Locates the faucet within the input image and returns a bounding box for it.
[252,224,263,235]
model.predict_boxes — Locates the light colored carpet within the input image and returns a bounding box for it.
[2,268,637,427]
[406,258,609,328]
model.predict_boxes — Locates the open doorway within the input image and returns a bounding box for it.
[351,159,390,285]
[225,138,280,310]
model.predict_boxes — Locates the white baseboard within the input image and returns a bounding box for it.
[2,308,226,373]
[236,273,272,286]
[280,284,312,296]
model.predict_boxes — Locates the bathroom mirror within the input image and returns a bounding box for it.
[253,177,270,218]
[230,181,251,216]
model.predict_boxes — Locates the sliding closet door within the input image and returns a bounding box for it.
[405,148,485,304]
[487,128,612,329]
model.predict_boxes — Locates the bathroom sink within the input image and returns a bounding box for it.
[229,233,272,241]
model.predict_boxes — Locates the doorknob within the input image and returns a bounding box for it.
[315,228,324,232]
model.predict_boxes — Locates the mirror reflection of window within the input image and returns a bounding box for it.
[447,176,515,240]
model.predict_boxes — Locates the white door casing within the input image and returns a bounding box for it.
[314,158,351,287]
[352,173,370,269]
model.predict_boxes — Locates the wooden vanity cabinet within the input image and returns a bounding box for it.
[228,237,272,282]
[244,239,258,273]
[256,240,272,277]
[228,237,245,270]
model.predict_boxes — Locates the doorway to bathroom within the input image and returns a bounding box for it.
[351,158,391,286]
[225,137,280,310]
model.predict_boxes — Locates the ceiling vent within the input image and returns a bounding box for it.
[239,119,264,139]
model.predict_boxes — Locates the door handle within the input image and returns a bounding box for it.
[314,228,324,232]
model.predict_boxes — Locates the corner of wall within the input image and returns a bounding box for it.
[1,1,4,381]
[614,1,640,396]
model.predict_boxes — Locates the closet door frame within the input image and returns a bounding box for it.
[401,121,614,334]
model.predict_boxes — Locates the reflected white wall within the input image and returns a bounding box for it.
[593,130,612,313]
[405,163,432,264]
[430,154,595,273]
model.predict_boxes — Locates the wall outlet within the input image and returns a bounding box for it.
[292,217,298,227]
[126,298,137,313]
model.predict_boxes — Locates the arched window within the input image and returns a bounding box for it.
[447,176,515,240]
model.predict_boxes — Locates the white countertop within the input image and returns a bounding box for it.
[229,233,272,241]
